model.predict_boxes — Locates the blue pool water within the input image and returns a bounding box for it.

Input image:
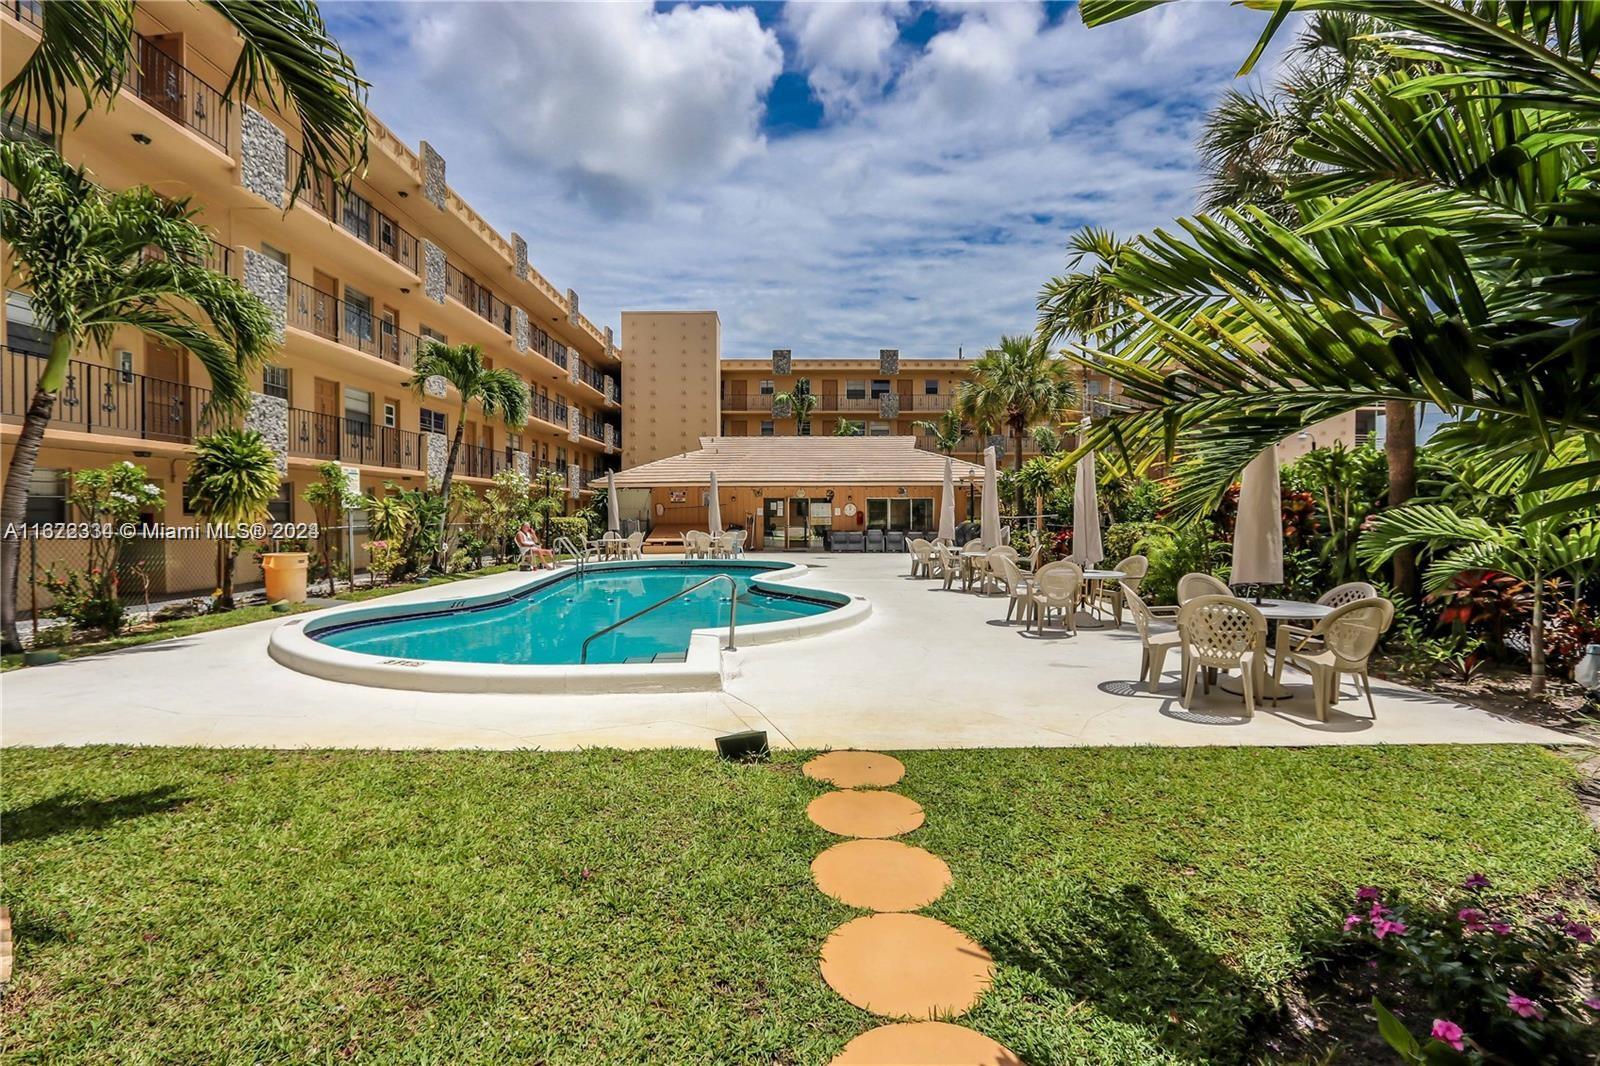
[310,562,841,666]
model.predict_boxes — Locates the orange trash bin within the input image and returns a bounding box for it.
[261,552,310,603]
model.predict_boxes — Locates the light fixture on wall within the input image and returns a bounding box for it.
[131,132,151,145]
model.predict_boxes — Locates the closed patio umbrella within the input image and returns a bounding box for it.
[980,446,1000,548]
[606,470,621,534]
[1231,446,1284,589]
[1070,432,1103,567]
[938,458,956,543]
[707,470,723,537]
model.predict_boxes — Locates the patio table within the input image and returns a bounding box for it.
[1215,598,1334,699]
[1075,568,1127,628]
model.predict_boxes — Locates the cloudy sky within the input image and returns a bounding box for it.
[326,1,1286,360]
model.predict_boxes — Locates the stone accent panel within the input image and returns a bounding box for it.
[513,307,530,353]
[603,374,616,405]
[879,393,900,419]
[244,392,289,475]
[420,141,447,209]
[604,423,615,455]
[424,375,448,399]
[568,353,580,386]
[513,450,531,478]
[566,406,580,442]
[425,432,448,489]
[879,348,900,375]
[241,248,288,340]
[772,348,792,375]
[773,397,792,419]
[604,326,615,360]
[512,233,529,279]
[566,465,580,499]
[566,288,580,326]
[422,240,447,303]
[240,107,286,208]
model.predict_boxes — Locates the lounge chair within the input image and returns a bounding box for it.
[885,531,906,553]
[1029,562,1082,634]
[1177,595,1267,716]
[514,528,555,569]
[1123,582,1182,691]
[1177,572,1230,604]
[866,529,886,552]
[1272,598,1394,720]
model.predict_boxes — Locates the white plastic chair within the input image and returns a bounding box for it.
[1123,581,1182,691]
[1177,572,1230,604]
[987,552,1032,624]
[1317,581,1377,609]
[1273,598,1395,719]
[1029,562,1083,635]
[1177,595,1267,716]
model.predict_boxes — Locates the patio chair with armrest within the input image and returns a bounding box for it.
[1122,581,1183,691]
[987,552,1033,624]
[1177,595,1267,716]
[1317,581,1378,609]
[908,538,933,578]
[1272,598,1394,720]
[1094,554,1148,626]
[1177,572,1230,604]
[866,529,886,552]
[1029,562,1082,635]
[728,530,747,557]
[514,526,555,569]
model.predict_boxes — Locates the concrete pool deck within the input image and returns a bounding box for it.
[0,553,1575,751]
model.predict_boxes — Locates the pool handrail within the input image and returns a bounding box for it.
[554,535,590,574]
[580,573,739,663]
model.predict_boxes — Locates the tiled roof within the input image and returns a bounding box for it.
[611,436,986,487]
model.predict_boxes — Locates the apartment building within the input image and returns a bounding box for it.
[2,2,621,589]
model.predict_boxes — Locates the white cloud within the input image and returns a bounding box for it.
[336,1,1292,360]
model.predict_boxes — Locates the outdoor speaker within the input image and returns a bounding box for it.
[715,730,769,762]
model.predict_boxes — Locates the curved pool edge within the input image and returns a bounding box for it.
[266,557,871,693]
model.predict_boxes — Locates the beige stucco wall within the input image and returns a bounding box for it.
[620,311,721,467]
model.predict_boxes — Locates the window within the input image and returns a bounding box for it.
[259,242,289,268]
[419,408,446,435]
[845,380,866,400]
[760,420,775,437]
[382,402,397,429]
[924,379,939,395]
[759,378,774,396]
[344,286,374,343]
[420,324,447,343]
[868,421,891,436]
[262,365,291,401]
[871,379,890,399]
[343,387,372,429]
[267,484,292,524]
[4,291,50,356]
[866,497,932,532]
[25,469,67,525]
[1087,380,1102,395]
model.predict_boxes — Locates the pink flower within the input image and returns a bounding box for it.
[1562,921,1594,944]
[1430,1019,1465,1052]
[1372,918,1408,939]
[1368,901,1389,920]
[1457,908,1487,932]
[1507,993,1544,1020]
[1583,997,1600,1012]
[1463,873,1491,890]
[1343,913,1363,932]
[1488,921,1513,936]
[1356,886,1382,902]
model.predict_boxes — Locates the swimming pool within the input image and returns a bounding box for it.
[312,561,840,665]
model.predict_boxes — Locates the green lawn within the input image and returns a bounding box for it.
[2,746,1593,1064]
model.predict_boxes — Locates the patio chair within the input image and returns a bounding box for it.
[1177,595,1267,716]
[1177,572,1230,604]
[514,526,555,569]
[624,531,645,560]
[1122,581,1183,691]
[988,552,1033,624]
[1094,554,1149,627]
[1317,581,1377,609]
[728,530,747,557]
[1029,562,1082,635]
[863,529,883,552]
[908,538,933,578]
[885,531,906,553]
[1272,598,1394,720]
[683,531,708,559]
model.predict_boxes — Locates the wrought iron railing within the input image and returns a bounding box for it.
[286,408,425,471]
[1,347,215,443]
[458,443,508,480]
[578,413,605,441]
[140,238,234,278]
[443,259,512,334]
[286,277,429,368]
[575,359,606,395]
[283,141,419,273]
[5,1,43,29]
[128,32,230,151]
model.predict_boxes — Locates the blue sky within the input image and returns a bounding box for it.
[324,1,1286,360]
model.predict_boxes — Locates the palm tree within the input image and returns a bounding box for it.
[1038,227,1134,359]
[184,428,281,609]
[912,409,969,455]
[834,418,864,437]
[0,139,276,651]
[773,378,819,435]
[1068,1,1600,528]
[954,335,1076,513]
[406,343,530,558]
[3,0,369,201]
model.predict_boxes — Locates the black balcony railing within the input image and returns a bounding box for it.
[128,32,230,151]
[530,392,571,428]
[141,238,233,278]
[6,2,43,30]
[529,324,568,369]
[286,277,430,369]
[286,408,425,471]
[578,413,605,442]
[458,443,507,480]
[283,142,419,273]
[1,347,215,444]
[443,259,511,334]
[576,359,606,395]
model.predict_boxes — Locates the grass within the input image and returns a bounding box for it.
[1,745,1593,1064]
[332,562,519,602]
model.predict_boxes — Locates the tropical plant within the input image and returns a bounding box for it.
[773,378,819,435]
[1283,442,1388,585]
[0,139,276,650]
[405,342,529,561]
[954,334,1077,512]
[484,468,535,562]
[3,0,369,202]
[183,428,281,609]
[1017,457,1060,530]
[912,409,968,455]
[529,467,568,547]
[363,488,415,544]
[302,461,355,594]
[1067,1,1600,559]
[39,460,165,634]
[1037,226,1135,363]
[1131,521,1230,606]
[834,418,864,437]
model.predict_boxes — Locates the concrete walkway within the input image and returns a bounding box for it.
[0,554,1574,750]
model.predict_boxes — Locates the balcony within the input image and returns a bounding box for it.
[287,408,425,472]
[286,277,428,370]
[283,142,419,273]
[458,443,507,480]
[141,238,234,278]
[443,259,511,335]
[528,392,569,429]
[578,413,606,442]
[721,393,772,412]
[529,322,568,369]
[575,358,606,396]
[2,347,213,445]
[914,432,1042,456]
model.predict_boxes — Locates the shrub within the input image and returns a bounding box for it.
[1124,521,1229,604]
[548,516,589,549]
[1340,877,1599,1062]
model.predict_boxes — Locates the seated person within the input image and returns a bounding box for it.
[514,524,555,569]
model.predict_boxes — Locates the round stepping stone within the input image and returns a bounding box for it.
[804,751,905,788]
[820,913,994,1019]
[812,839,951,911]
[830,1022,1023,1065]
[807,790,924,839]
